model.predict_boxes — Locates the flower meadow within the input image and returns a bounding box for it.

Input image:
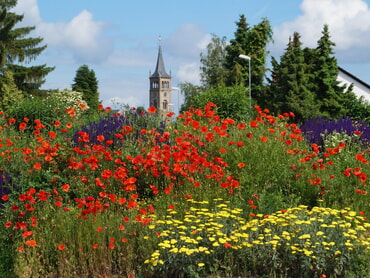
[0,101,369,278]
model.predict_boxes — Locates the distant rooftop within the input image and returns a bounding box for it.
[338,67,370,90]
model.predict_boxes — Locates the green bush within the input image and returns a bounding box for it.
[191,85,251,120]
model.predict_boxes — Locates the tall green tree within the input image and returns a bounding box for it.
[313,24,347,118]
[72,65,100,110]
[0,0,54,94]
[224,15,250,87]
[200,34,227,89]
[224,15,272,99]
[268,32,318,121]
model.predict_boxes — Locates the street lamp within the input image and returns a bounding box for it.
[172,86,181,115]
[238,54,251,110]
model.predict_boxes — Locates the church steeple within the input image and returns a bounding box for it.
[151,45,170,78]
[149,38,172,117]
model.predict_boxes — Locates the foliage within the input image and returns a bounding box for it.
[186,85,251,120]
[178,82,202,113]
[266,25,368,121]
[0,69,23,111]
[200,34,228,89]
[224,15,272,95]
[0,0,54,94]
[0,209,16,278]
[73,108,165,150]
[145,200,370,278]
[4,94,87,133]
[50,89,90,116]
[313,25,348,118]
[341,91,370,123]
[72,64,100,110]
[268,32,319,122]
[301,116,370,149]
[0,102,369,277]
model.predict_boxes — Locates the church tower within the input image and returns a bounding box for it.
[149,40,171,117]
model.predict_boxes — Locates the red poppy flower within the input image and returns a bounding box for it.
[58,244,65,250]
[250,121,258,128]
[237,123,245,130]
[61,184,70,192]
[97,135,105,142]
[19,122,27,131]
[237,163,245,168]
[33,163,42,171]
[25,240,37,246]
[224,242,232,248]
[147,106,156,114]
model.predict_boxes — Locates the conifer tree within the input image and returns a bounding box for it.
[72,65,100,110]
[0,0,54,94]
[268,33,319,121]
[224,15,272,98]
[224,15,250,87]
[313,24,346,118]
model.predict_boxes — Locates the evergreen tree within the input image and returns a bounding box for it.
[224,15,272,98]
[72,65,100,110]
[0,0,54,94]
[200,34,227,89]
[224,15,250,87]
[268,33,318,121]
[313,24,346,118]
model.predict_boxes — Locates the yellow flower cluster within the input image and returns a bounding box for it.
[145,200,370,267]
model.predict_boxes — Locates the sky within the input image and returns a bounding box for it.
[12,0,370,113]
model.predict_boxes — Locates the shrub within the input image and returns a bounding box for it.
[301,116,370,150]
[73,109,166,149]
[145,199,370,278]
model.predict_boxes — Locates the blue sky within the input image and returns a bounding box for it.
[13,0,370,112]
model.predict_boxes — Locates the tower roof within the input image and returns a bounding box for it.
[151,45,171,78]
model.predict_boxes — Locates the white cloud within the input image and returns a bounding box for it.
[166,23,210,59]
[273,0,370,61]
[103,96,142,109]
[176,62,201,85]
[14,1,113,64]
[38,10,113,63]
[12,0,42,25]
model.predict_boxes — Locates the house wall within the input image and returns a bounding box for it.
[337,71,370,103]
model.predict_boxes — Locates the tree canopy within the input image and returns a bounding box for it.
[0,0,54,94]
[72,65,100,110]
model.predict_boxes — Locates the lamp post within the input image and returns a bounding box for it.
[238,54,251,110]
[172,86,181,115]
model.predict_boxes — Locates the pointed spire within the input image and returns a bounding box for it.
[151,38,170,78]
